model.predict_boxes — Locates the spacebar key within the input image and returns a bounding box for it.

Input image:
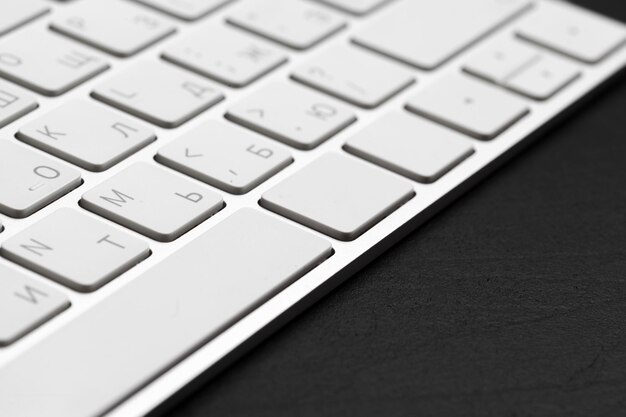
[0,209,332,417]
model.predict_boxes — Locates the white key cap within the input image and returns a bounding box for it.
[517,1,626,64]
[227,0,346,50]
[353,0,531,70]
[51,0,176,57]
[0,79,37,129]
[0,262,69,346]
[0,141,82,218]
[92,61,223,128]
[0,0,49,36]
[261,152,414,240]
[345,112,474,183]
[1,209,150,292]
[464,39,581,100]
[226,82,356,150]
[134,0,232,21]
[406,73,530,140]
[156,121,293,194]
[0,28,109,96]
[163,24,288,88]
[291,44,414,108]
[314,0,392,16]
[81,163,224,241]
[0,208,331,417]
[17,100,156,172]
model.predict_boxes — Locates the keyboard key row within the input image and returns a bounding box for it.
[1,208,150,292]
[50,0,177,58]
[0,208,332,417]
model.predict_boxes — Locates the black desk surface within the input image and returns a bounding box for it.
[165,1,626,416]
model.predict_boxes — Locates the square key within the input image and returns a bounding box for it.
[226,81,356,150]
[18,100,156,171]
[92,61,224,128]
[1,208,150,292]
[156,121,292,194]
[81,162,224,242]
[261,153,414,241]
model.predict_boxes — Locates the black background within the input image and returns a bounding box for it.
[166,1,626,416]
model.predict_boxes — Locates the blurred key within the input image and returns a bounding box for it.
[0,28,109,96]
[0,0,49,36]
[17,100,156,172]
[406,73,529,140]
[134,0,232,21]
[0,262,69,346]
[81,163,224,242]
[51,0,176,57]
[0,79,37,129]
[291,44,414,108]
[156,121,292,194]
[163,24,288,88]
[92,61,223,128]
[227,0,346,50]
[2,208,150,292]
[226,81,356,150]
[0,141,81,218]
[517,1,626,64]
[353,0,531,70]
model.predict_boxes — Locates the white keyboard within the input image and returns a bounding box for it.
[0,0,624,416]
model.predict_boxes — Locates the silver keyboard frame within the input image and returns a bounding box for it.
[0,1,625,415]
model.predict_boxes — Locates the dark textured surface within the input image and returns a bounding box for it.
[165,1,626,416]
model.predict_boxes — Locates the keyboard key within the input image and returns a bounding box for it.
[1,208,150,292]
[0,28,109,96]
[226,81,356,150]
[81,162,224,242]
[163,24,288,88]
[0,141,82,218]
[0,208,331,417]
[517,1,626,64]
[406,73,529,140]
[464,39,581,101]
[227,0,346,50]
[92,61,223,128]
[353,0,531,70]
[313,0,393,16]
[17,100,156,172]
[51,0,176,57]
[156,121,292,194]
[0,79,37,129]
[134,0,232,21]
[0,262,69,346]
[345,112,474,183]
[0,0,49,36]
[291,44,414,108]
[261,153,414,240]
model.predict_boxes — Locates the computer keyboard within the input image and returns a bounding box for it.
[0,0,624,416]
